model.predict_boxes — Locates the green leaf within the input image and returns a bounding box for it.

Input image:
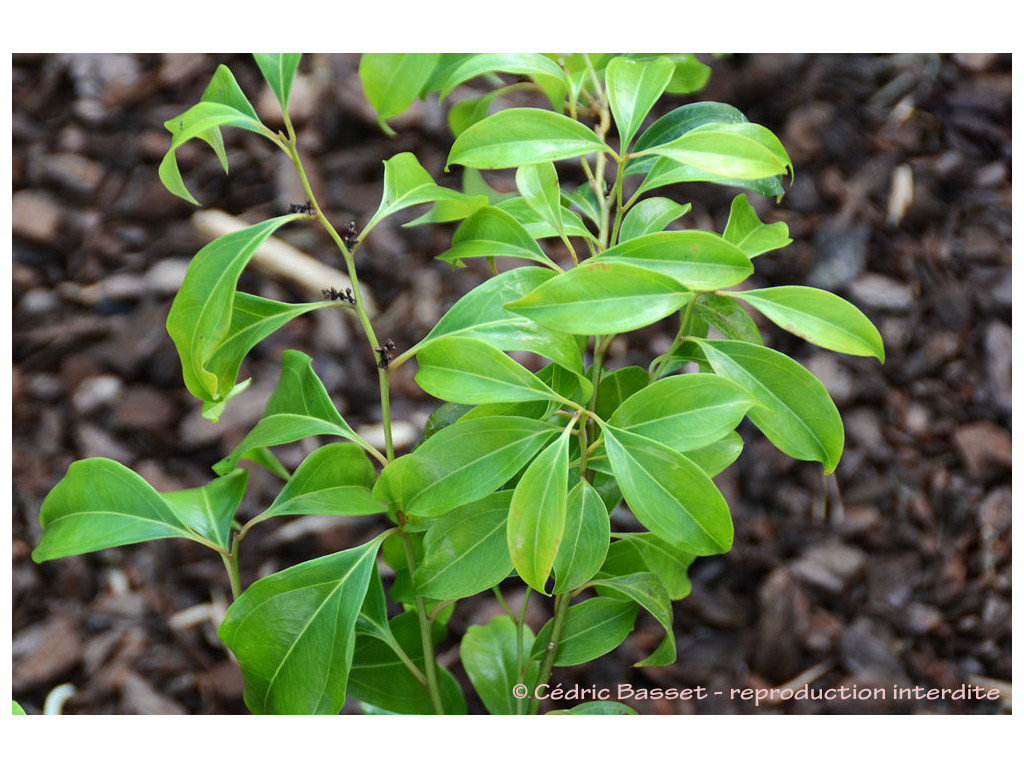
[12,701,27,715]
[436,205,558,269]
[508,421,572,593]
[591,572,675,666]
[160,469,248,551]
[253,53,302,114]
[532,597,638,666]
[603,425,733,555]
[414,492,514,600]
[359,53,441,135]
[637,121,793,182]
[606,56,674,149]
[552,480,610,594]
[723,193,792,257]
[165,216,302,418]
[448,108,612,170]
[200,64,260,121]
[348,611,466,714]
[251,443,384,524]
[495,196,594,241]
[595,366,650,421]
[366,152,487,235]
[447,90,504,137]
[218,533,387,714]
[665,53,712,94]
[618,197,692,242]
[159,101,277,205]
[725,286,886,362]
[695,338,845,472]
[416,336,563,406]
[461,615,539,715]
[693,293,763,345]
[32,458,205,562]
[592,230,753,291]
[378,416,559,518]
[506,261,691,335]
[682,431,745,477]
[437,53,569,101]
[213,350,363,475]
[515,162,565,238]
[608,372,755,452]
[548,701,638,715]
[607,533,698,601]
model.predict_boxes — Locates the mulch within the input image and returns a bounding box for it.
[12,53,1011,714]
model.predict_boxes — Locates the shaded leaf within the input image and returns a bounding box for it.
[461,615,538,715]
[532,597,638,666]
[552,479,610,594]
[359,53,441,135]
[160,469,247,551]
[591,572,675,666]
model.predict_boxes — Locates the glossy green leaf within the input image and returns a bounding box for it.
[213,350,362,475]
[448,108,611,170]
[603,424,733,555]
[166,216,301,418]
[378,416,560,518]
[495,196,594,241]
[217,532,387,714]
[366,152,487,234]
[160,469,247,551]
[251,443,384,524]
[532,597,638,666]
[695,338,845,472]
[32,458,207,562]
[725,286,886,362]
[447,90,503,137]
[618,197,692,242]
[348,611,466,714]
[591,572,675,666]
[693,293,763,345]
[359,53,441,135]
[436,205,558,269]
[506,262,691,335]
[461,615,539,715]
[606,56,674,149]
[562,183,602,228]
[609,373,755,452]
[253,53,302,113]
[159,101,277,205]
[638,121,793,182]
[612,533,698,601]
[354,565,394,647]
[414,492,514,600]
[508,421,572,593]
[682,431,744,477]
[414,267,584,374]
[723,193,792,257]
[200,63,260,121]
[548,701,638,715]
[515,162,564,237]
[552,480,610,594]
[665,53,712,94]
[592,230,753,291]
[595,366,650,421]
[437,53,569,101]
[416,337,563,406]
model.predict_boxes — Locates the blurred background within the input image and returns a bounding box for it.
[12,53,1011,714]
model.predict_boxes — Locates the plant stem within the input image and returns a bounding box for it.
[528,592,571,715]
[516,588,532,715]
[220,539,242,601]
[401,532,445,714]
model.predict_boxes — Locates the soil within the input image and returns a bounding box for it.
[11,53,1011,715]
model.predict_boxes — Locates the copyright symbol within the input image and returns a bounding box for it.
[512,684,529,699]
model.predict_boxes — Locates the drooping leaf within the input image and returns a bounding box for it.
[436,53,570,102]
[160,469,248,551]
[435,205,558,269]
[591,572,675,666]
[722,193,792,257]
[591,230,753,291]
[725,286,886,362]
[608,372,755,452]
[213,350,363,475]
[552,479,610,594]
[32,458,209,562]
[506,261,691,335]
[359,53,441,135]
[617,197,692,242]
[695,338,845,472]
[531,597,638,666]
[601,533,697,601]
[461,615,539,715]
[253,53,302,114]
[218,533,388,715]
[603,424,733,555]
[507,421,573,593]
[606,56,674,149]
[448,108,612,170]
[414,492,514,600]
[415,336,563,406]
[376,416,560,518]
[637,121,793,182]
